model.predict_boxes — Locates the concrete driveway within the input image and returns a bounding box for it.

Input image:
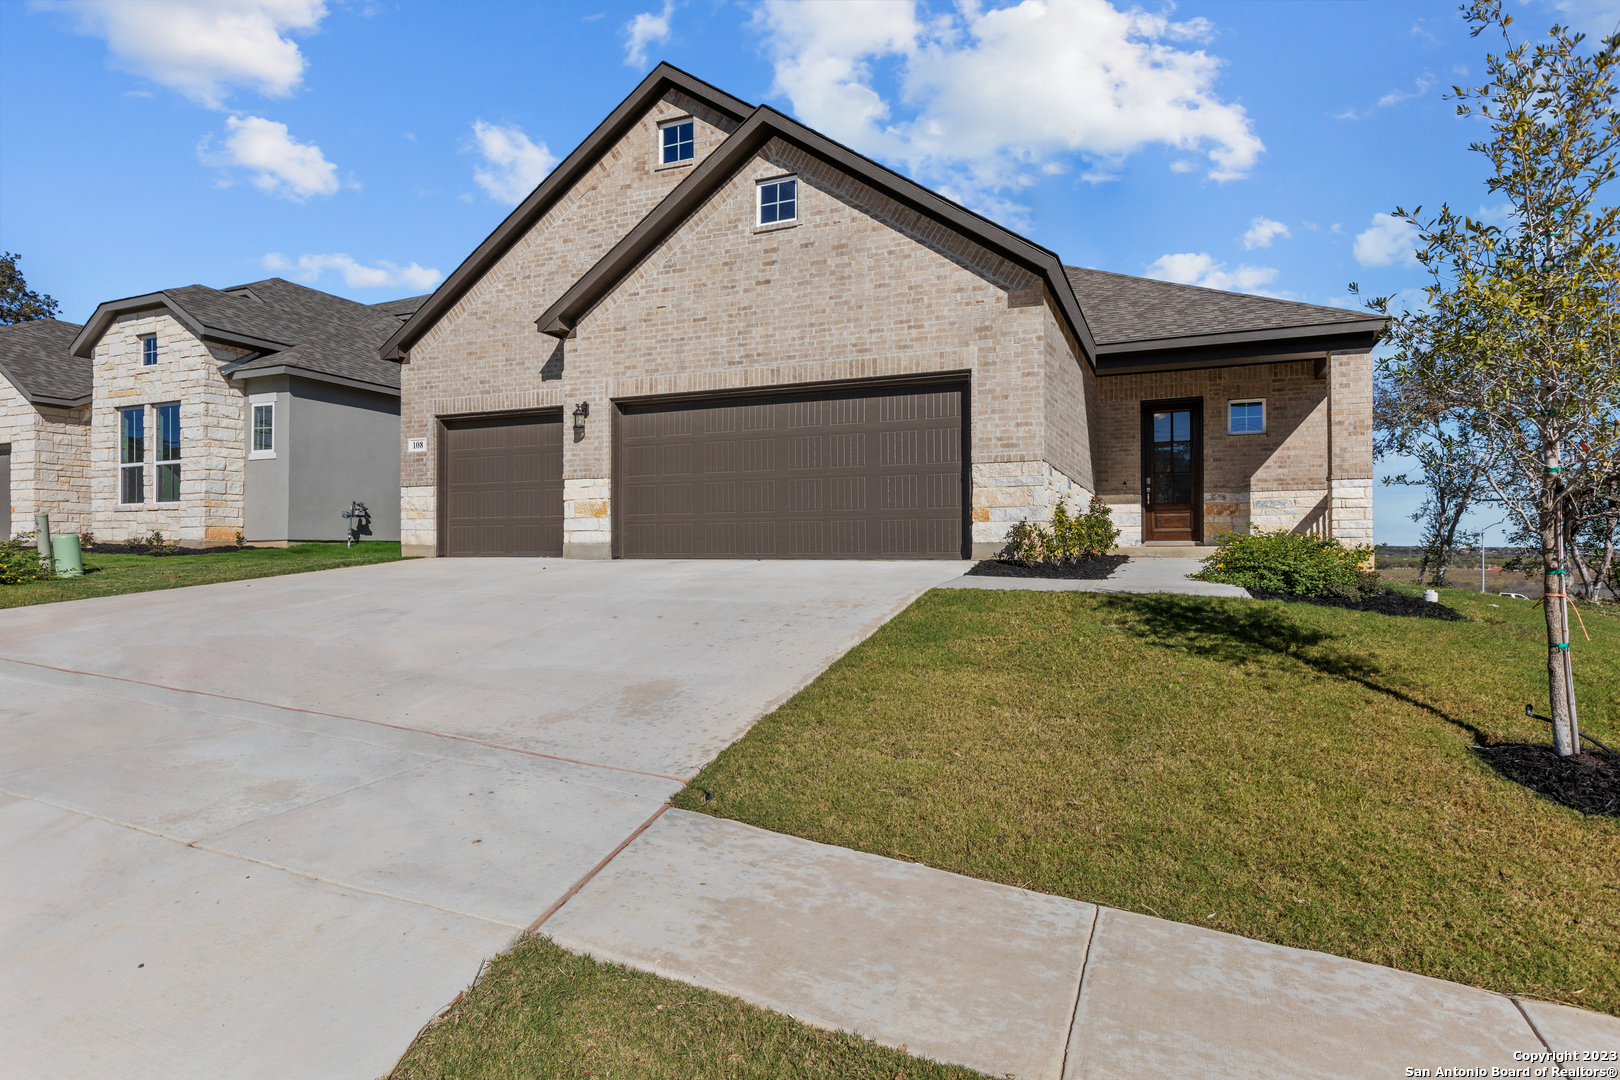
[0,557,966,1080]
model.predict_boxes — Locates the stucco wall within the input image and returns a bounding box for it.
[1,375,91,538]
[285,377,400,542]
[91,311,250,545]
[242,376,291,543]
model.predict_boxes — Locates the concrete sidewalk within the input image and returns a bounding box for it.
[942,556,1250,597]
[543,810,1620,1080]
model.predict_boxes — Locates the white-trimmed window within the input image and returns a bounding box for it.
[249,395,276,459]
[155,402,181,502]
[1228,399,1266,434]
[119,406,144,504]
[660,118,694,165]
[757,176,797,226]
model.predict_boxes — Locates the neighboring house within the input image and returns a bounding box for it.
[70,279,425,546]
[0,318,92,539]
[384,64,1383,560]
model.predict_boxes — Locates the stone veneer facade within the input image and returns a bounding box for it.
[91,311,251,545]
[399,94,1372,558]
[2,376,90,538]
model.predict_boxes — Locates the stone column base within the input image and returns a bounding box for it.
[401,544,436,559]
[563,542,612,560]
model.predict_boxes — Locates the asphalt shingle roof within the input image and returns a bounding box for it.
[1063,265,1375,347]
[0,318,91,403]
[152,279,427,389]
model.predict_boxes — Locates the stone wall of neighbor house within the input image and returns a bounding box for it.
[1094,359,1335,545]
[91,311,250,545]
[398,96,732,556]
[558,141,1062,559]
[1,376,91,538]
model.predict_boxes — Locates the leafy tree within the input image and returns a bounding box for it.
[1373,380,1489,587]
[1365,1,1620,757]
[0,252,61,324]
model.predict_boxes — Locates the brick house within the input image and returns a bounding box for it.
[0,318,92,538]
[70,279,425,546]
[384,65,1381,560]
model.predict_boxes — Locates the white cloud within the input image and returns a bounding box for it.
[262,253,441,291]
[203,115,339,199]
[1376,74,1433,108]
[751,0,1264,218]
[1241,217,1290,250]
[1353,212,1421,267]
[46,0,326,109]
[623,0,673,68]
[1540,0,1620,40]
[469,119,559,205]
[1146,252,1279,294]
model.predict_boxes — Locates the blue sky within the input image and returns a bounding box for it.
[4,0,1616,545]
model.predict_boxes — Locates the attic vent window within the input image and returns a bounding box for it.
[758,177,797,225]
[141,335,158,366]
[661,119,694,164]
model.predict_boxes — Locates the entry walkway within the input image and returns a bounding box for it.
[942,555,1250,597]
[543,810,1620,1079]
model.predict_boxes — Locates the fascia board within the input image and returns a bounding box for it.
[70,293,192,357]
[225,364,400,397]
[381,63,754,362]
[1096,318,1387,357]
[1094,330,1382,375]
[534,105,1100,364]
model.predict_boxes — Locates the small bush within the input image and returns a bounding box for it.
[126,530,180,555]
[1003,497,1121,565]
[0,547,51,585]
[1196,530,1379,597]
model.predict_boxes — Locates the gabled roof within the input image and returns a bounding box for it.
[70,278,427,394]
[381,62,753,361]
[1066,266,1384,372]
[0,318,91,406]
[534,104,1100,363]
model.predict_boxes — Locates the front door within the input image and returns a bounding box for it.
[1141,401,1201,542]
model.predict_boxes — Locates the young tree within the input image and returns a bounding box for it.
[0,252,60,324]
[1373,380,1489,587]
[1368,1,1620,757]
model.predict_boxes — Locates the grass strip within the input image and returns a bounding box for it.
[389,934,985,1080]
[672,587,1620,1016]
[0,542,405,609]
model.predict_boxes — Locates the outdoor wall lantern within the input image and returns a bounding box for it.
[572,401,590,432]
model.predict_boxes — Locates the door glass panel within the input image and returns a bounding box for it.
[1153,446,1173,473]
[1172,411,1190,442]
[1172,443,1191,470]
[1173,475,1192,504]
[1153,412,1172,442]
[1153,475,1176,505]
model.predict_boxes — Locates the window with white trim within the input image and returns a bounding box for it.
[660,118,694,164]
[119,406,145,504]
[757,176,797,225]
[250,396,275,458]
[155,403,181,502]
[141,335,158,366]
[1228,399,1266,434]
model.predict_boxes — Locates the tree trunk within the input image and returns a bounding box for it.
[1543,490,1579,757]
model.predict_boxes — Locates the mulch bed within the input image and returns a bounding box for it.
[967,555,1129,580]
[1474,743,1620,817]
[1246,587,1465,620]
[82,543,246,557]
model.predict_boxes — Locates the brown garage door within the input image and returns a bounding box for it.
[442,413,563,556]
[618,382,966,559]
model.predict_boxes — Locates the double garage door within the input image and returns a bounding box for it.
[441,382,966,559]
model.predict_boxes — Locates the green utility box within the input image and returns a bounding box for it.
[51,533,83,577]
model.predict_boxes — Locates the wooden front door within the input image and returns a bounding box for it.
[1141,401,1202,542]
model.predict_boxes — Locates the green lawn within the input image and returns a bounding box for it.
[389,935,983,1080]
[671,586,1620,1016]
[0,542,405,609]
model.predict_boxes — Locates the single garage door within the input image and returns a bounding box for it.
[442,413,563,556]
[618,382,966,559]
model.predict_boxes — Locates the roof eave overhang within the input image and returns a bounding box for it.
[1094,327,1384,376]
[70,292,293,359]
[224,364,400,397]
[0,359,90,407]
[381,63,754,362]
[533,105,1100,366]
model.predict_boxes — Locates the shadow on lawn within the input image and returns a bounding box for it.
[1098,594,1493,745]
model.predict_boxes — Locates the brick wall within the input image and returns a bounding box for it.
[2,377,91,537]
[91,311,250,544]
[399,96,732,553]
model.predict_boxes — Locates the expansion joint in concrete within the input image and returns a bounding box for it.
[1060,903,1105,1078]
[529,803,671,933]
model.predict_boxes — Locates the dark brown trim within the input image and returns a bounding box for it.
[1095,331,1380,377]
[610,368,972,410]
[225,364,400,397]
[1095,319,1384,357]
[1139,397,1204,542]
[381,63,753,361]
[534,105,1099,365]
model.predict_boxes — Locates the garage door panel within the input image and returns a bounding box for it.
[618,382,965,560]
[443,413,563,557]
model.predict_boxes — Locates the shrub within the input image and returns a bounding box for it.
[1002,497,1121,565]
[1196,530,1379,597]
[0,547,50,585]
[126,530,180,555]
